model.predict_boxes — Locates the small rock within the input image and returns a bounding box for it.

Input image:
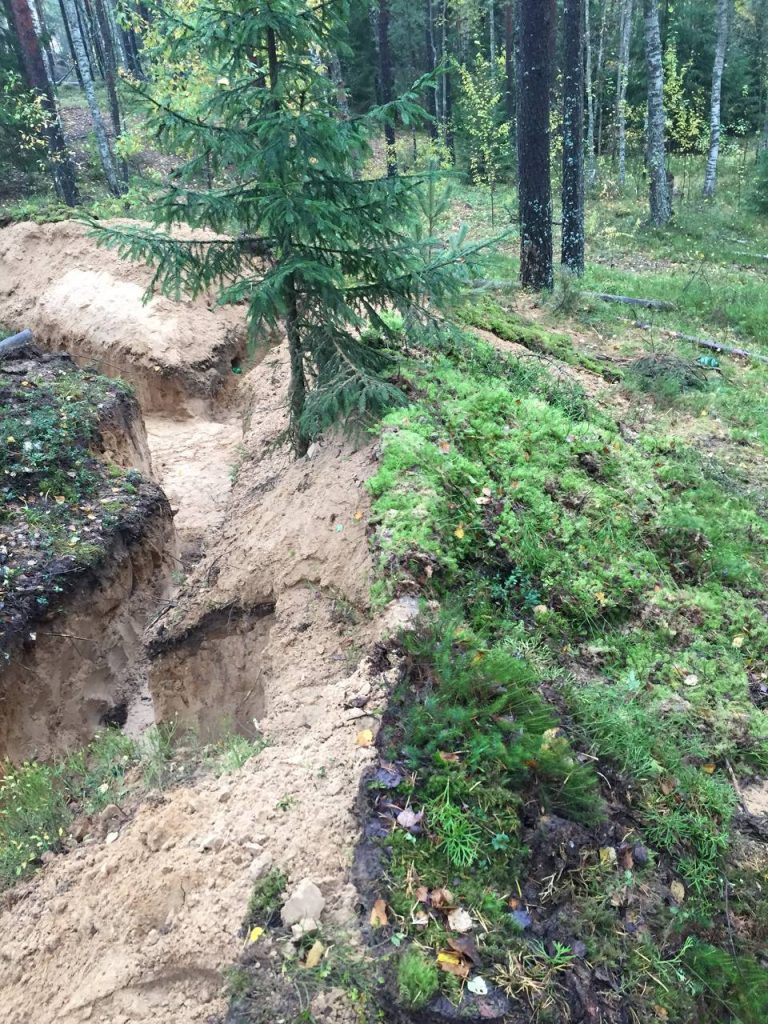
[198,833,225,853]
[248,851,273,881]
[217,788,232,804]
[281,879,325,926]
[291,917,319,940]
[105,831,120,845]
[632,844,649,867]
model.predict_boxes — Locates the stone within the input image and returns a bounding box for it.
[281,879,325,927]
[198,833,225,853]
[248,851,273,882]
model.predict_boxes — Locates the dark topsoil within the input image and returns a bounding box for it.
[0,344,169,661]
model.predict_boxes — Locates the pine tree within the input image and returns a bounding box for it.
[95,0,487,454]
[517,0,555,289]
[561,0,585,273]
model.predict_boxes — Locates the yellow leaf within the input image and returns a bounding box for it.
[249,926,264,943]
[454,524,465,539]
[670,880,685,903]
[304,940,324,969]
[54,495,66,504]
[353,509,364,521]
[370,898,388,928]
[355,728,374,747]
[6,436,16,444]
[595,591,607,606]
[702,763,716,774]
[437,950,462,966]
[732,635,745,649]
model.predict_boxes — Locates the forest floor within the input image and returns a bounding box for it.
[0,158,767,1023]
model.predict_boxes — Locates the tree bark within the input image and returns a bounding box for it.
[643,0,671,225]
[488,0,495,63]
[616,0,633,189]
[702,0,729,197]
[425,0,439,137]
[377,0,397,176]
[517,0,555,289]
[60,0,124,195]
[585,0,597,185]
[93,0,122,138]
[595,0,610,157]
[503,2,514,129]
[8,0,80,205]
[328,51,350,119]
[562,0,585,273]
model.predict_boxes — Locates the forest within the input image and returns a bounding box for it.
[1,0,768,1022]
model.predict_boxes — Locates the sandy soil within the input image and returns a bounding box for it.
[0,241,395,1024]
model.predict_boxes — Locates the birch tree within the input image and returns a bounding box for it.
[60,0,124,195]
[585,0,597,186]
[643,0,671,224]
[562,0,585,273]
[517,0,555,289]
[703,0,730,197]
[616,0,633,189]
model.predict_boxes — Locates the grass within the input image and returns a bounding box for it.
[365,322,768,1019]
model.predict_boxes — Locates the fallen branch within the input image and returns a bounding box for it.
[0,329,33,358]
[591,293,675,311]
[634,321,768,366]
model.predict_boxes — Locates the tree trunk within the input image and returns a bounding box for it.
[643,0,671,225]
[8,0,80,205]
[328,51,349,119]
[585,0,597,185]
[57,0,84,88]
[488,0,495,63]
[60,0,124,195]
[616,0,633,188]
[285,274,308,456]
[595,0,610,157]
[504,1,514,128]
[378,0,397,176]
[562,0,585,273]
[517,0,555,289]
[93,0,122,138]
[702,0,729,197]
[425,0,439,137]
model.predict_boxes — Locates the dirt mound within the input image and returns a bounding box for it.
[0,345,393,1024]
[0,221,249,417]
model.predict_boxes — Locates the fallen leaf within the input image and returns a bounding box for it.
[670,880,685,903]
[304,940,325,968]
[353,509,364,521]
[396,807,423,831]
[415,886,429,903]
[438,751,461,763]
[370,898,388,928]
[437,950,470,979]
[447,935,481,965]
[599,846,617,868]
[355,729,374,747]
[447,907,473,933]
[430,887,455,909]
[702,763,716,775]
[467,976,488,996]
[249,926,264,943]
[659,777,677,796]
[732,635,745,649]
[454,524,465,539]
[438,440,451,453]
[411,909,429,928]
[683,673,699,688]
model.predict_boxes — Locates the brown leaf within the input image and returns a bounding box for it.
[415,886,429,903]
[447,935,481,966]
[438,751,461,763]
[430,887,456,910]
[659,777,677,796]
[370,898,388,928]
[396,807,423,830]
[304,940,325,969]
[437,950,470,979]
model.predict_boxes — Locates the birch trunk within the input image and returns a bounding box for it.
[517,0,555,289]
[585,0,597,185]
[702,0,729,197]
[562,0,585,273]
[616,0,633,189]
[61,0,124,195]
[643,0,671,224]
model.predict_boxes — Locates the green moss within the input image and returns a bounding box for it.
[397,948,439,1008]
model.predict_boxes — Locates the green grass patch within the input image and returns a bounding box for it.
[367,330,768,1018]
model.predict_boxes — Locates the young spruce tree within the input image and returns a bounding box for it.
[95,0,485,453]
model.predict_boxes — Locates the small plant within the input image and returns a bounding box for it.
[493,942,574,1014]
[245,868,287,929]
[138,723,178,790]
[427,784,482,868]
[211,732,268,775]
[397,947,439,1008]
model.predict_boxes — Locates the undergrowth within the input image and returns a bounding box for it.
[367,330,768,1020]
